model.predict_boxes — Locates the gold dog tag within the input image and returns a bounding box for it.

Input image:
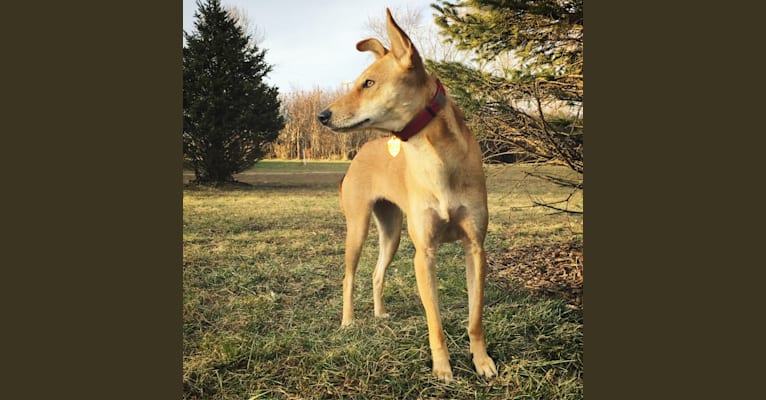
[387,136,401,157]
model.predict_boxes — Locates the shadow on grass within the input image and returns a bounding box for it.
[184,181,339,191]
[183,171,346,192]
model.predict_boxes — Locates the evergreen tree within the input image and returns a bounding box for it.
[433,0,582,82]
[430,0,582,213]
[183,0,284,184]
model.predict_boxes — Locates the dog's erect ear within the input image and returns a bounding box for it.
[356,38,389,59]
[385,8,423,72]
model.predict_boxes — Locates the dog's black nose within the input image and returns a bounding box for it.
[317,109,332,125]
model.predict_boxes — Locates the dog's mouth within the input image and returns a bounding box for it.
[334,118,370,132]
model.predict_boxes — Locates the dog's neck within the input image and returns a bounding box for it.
[397,76,481,222]
[417,77,471,156]
[403,77,473,172]
[392,78,447,142]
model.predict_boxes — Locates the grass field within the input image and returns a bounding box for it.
[183,160,583,399]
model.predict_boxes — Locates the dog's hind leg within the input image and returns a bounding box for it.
[341,205,371,327]
[371,200,403,319]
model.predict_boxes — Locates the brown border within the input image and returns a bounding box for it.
[583,1,748,398]
[3,1,181,398]
[585,4,659,398]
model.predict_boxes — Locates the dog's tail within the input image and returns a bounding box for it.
[338,174,346,215]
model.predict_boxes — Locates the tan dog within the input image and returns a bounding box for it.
[317,9,497,382]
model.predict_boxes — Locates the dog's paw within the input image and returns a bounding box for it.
[340,319,354,328]
[432,359,454,383]
[374,312,391,319]
[473,355,497,378]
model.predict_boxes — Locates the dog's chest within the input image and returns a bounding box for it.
[402,135,485,233]
[413,169,476,226]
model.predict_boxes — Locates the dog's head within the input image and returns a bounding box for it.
[317,9,429,133]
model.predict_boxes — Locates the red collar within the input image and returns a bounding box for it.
[393,80,447,141]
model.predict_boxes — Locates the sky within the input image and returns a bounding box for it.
[183,0,439,94]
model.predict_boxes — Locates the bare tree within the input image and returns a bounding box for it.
[225,5,266,46]
[364,5,470,63]
[364,5,422,49]
[270,87,379,160]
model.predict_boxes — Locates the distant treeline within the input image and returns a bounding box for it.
[266,87,380,161]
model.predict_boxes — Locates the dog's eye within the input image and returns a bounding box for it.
[362,79,375,88]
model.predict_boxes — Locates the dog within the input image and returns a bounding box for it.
[317,9,497,382]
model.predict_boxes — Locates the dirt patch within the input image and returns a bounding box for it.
[489,240,583,306]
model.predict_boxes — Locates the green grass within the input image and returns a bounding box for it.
[183,161,583,399]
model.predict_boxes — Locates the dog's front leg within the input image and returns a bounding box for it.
[413,246,453,382]
[463,238,497,378]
